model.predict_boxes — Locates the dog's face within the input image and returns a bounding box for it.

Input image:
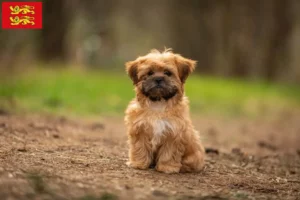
[126,49,196,102]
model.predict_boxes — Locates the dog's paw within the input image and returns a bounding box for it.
[156,164,181,174]
[180,150,205,172]
[126,161,149,170]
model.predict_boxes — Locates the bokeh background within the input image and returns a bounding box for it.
[1,2,300,199]
[1,0,300,117]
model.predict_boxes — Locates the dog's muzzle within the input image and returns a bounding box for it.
[142,76,178,101]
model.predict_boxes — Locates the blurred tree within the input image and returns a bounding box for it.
[1,0,299,83]
[166,0,298,83]
[40,0,71,63]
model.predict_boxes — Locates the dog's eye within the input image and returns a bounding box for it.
[148,71,154,76]
[164,70,172,76]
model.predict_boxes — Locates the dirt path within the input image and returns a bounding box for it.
[0,113,299,200]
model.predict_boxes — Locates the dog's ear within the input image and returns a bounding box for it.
[125,60,139,85]
[175,54,197,83]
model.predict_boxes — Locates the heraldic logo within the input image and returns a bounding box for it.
[2,2,42,29]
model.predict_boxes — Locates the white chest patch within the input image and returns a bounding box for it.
[151,119,173,151]
[152,119,172,136]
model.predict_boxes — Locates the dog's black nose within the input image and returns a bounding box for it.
[154,77,164,84]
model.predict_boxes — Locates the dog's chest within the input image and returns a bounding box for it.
[150,118,173,150]
[134,114,178,150]
[151,119,172,136]
[134,116,174,135]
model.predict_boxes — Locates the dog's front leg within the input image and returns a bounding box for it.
[155,138,184,174]
[127,130,152,170]
[180,133,205,173]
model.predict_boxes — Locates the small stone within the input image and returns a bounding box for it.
[89,123,105,130]
[0,109,9,116]
[17,148,27,152]
[77,183,84,188]
[45,130,50,137]
[0,123,6,128]
[124,185,131,190]
[58,116,67,123]
[207,127,218,135]
[258,141,277,151]
[205,147,219,155]
[152,190,168,197]
[232,148,243,155]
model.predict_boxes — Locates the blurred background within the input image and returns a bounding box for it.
[0,0,300,117]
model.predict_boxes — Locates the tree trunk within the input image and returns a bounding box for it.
[40,0,69,63]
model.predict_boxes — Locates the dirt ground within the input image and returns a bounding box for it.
[0,112,300,200]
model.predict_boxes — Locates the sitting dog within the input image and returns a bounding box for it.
[124,49,205,173]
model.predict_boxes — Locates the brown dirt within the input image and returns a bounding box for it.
[0,113,300,200]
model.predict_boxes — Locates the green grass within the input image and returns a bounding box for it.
[0,68,299,117]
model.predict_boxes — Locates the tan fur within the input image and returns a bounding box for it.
[124,49,205,174]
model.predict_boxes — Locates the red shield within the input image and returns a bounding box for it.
[2,2,42,29]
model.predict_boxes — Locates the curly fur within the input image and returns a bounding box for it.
[124,49,205,173]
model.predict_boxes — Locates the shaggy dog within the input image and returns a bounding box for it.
[124,49,205,173]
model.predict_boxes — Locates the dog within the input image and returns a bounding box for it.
[124,49,205,173]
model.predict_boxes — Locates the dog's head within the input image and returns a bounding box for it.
[126,49,196,102]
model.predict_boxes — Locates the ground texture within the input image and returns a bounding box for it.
[0,113,300,200]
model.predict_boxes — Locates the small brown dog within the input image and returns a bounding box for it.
[124,49,205,173]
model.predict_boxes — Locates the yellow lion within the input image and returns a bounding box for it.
[10,5,35,15]
[10,16,35,26]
